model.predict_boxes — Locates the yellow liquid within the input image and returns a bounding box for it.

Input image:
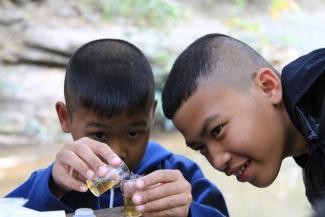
[86,179,117,197]
[123,197,142,217]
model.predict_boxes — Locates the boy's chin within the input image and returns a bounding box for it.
[250,175,277,188]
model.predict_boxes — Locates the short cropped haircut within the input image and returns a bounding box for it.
[65,39,154,119]
[162,33,277,119]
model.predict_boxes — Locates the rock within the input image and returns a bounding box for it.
[3,47,68,67]
[0,133,37,147]
[0,8,24,26]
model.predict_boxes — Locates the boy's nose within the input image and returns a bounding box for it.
[107,140,127,159]
[212,152,231,172]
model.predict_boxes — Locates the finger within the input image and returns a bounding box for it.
[71,137,122,176]
[81,137,121,167]
[52,164,88,193]
[133,181,188,204]
[136,193,192,213]
[71,165,89,183]
[71,144,107,177]
[57,149,96,179]
[136,170,180,189]
[60,173,88,192]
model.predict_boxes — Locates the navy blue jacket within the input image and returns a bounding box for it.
[282,48,325,205]
[7,142,229,217]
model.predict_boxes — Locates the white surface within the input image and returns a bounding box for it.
[13,207,65,217]
[0,198,65,217]
[0,198,27,217]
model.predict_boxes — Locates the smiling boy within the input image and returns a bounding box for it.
[162,33,325,205]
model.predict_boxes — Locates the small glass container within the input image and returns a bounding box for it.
[121,174,143,217]
[86,161,130,197]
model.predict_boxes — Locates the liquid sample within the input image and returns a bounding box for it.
[87,179,117,197]
[123,197,142,217]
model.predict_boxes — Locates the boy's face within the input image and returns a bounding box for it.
[172,77,286,187]
[57,103,156,171]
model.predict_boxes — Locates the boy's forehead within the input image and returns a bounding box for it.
[173,86,211,131]
[78,101,154,115]
[73,106,152,123]
[190,78,226,100]
[173,82,238,128]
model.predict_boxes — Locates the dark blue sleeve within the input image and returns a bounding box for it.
[163,155,229,217]
[6,164,73,212]
[190,177,229,217]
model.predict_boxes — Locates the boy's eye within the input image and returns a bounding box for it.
[211,125,224,138]
[128,131,140,138]
[191,143,204,152]
[93,132,107,140]
[193,144,207,156]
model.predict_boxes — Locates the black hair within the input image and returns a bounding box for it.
[64,39,155,119]
[162,33,277,119]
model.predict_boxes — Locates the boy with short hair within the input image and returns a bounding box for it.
[161,33,325,206]
[7,39,229,217]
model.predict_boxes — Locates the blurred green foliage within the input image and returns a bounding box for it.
[225,18,262,33]
[269,0,301,17]
[232,0,301,17]
[95,0,183,27]
[233,0,247,8]
[224,17,269,53]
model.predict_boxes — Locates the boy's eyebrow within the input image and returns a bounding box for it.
[128,119,148,127]
[86,119,148,128]
[87,122,111,128]
[199,114,219,137]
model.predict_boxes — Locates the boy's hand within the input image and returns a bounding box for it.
[133,170,192,217]
[51,137,121,197]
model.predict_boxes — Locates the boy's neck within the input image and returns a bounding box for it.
[283,105,307,157]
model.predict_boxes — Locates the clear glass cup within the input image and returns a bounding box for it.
[86,161,130,197]
[120,174,143,217]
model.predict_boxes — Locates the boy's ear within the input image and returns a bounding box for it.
[253,67,282,104]
[55,101,71,133]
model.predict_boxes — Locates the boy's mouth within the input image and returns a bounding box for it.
[235,160,251,182]
[226,160,251,182]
